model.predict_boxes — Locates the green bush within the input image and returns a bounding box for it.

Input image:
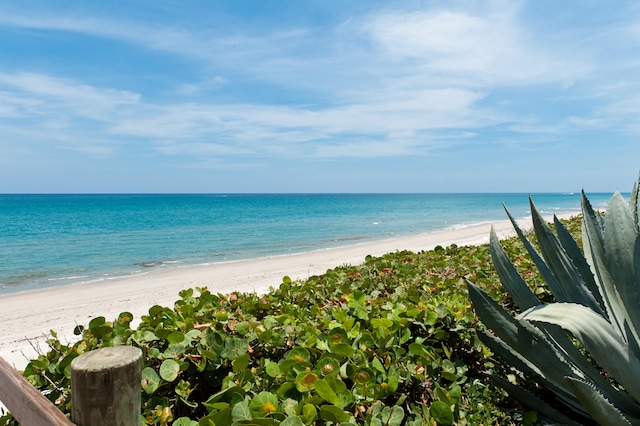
[2,219,575,425]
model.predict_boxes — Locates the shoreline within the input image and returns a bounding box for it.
[0,213,575,370]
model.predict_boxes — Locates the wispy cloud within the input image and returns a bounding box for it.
[1,0,639,175]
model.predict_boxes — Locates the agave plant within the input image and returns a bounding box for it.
[467,177,640,425]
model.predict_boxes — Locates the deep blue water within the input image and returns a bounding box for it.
[0,193,616,294]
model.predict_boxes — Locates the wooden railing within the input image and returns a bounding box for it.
[0,346,142,426]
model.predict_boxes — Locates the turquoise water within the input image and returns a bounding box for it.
[0,193,616,294]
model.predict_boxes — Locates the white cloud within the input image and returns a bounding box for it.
[358,5,587,87]
[1,1,634,167]
[0,72,139,121]
[175,76,229,96]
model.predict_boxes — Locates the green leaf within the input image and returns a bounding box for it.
[319,405,351,423]
[279,416,304,426]
[141,367,160,394]
[233,353,251,372]
[300,403,317,425]
[172,417,197,426]
[489,375,580,425]
[581,191,628,337]
[352,367,374,385]
[88,316,106,329]
[566,377,636,426]
[503,205,566,302]
[553,216,604,309]
[265,360,281,378]
[605,192,640,345]
[314,378,339,405]
[249,392,279,417]
[429,401,453,425]
[167,331,185,344]
[328,343,354,357]
[286,347,311,362]
[371,356,385,373]
[231,399,252,422]
[467,282,583,395]
[295,371,318,392]
[316,357,340,377]
[440,359,457,381]
[203,386,246,413]
[160,359,180,382]
[520,303,640,402]
[381,405,404,426]
[489,227,540,311]
[529,200,603,313]
[221,337,249,360]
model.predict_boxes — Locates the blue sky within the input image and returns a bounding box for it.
[1,1,639,193]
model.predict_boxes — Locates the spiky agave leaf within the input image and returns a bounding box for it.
[467,283,584,390]
[475,328,590,417]
[581,192,640,353]
[489,374,583,426]
[631,177,640,228]
[552,215,605,310]
[469,282,640,418]
[490,221,640,415]
[469,177,640,424]
[520,303,640,404]
[603,192,640,350]
[489,227,540,311]
[565,377,640,426]
[529,200,604,315]
[502,205,568,302]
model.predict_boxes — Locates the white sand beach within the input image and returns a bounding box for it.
[0,214,574,371]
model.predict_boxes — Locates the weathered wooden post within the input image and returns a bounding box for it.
[70,346,142,426]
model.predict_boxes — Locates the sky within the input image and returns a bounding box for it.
[1,0,640,193]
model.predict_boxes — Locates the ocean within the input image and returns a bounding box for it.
[0,192,616,294]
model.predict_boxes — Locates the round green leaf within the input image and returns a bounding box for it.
[249,391,279,417]
[231,400,252,422]
[172,417,197,426]
[381,406,405,426]
[141,367,160,394]
[352,367,375,385]
[167,331,185,344]
[357,331,375,350]
[280,416,304,426]
[265,359,281,378]
[301,403,317,424]
[233,353,251,372]
[88,316,106,329]
[286,347,311,362]
[328,343,354,357]
[316,357,340,377]
[160,359,180,382]
[221,337,249,360]
[328,328,348,345]
[117,311,133,323]
[429,401,453,425]
[296,371,319,392]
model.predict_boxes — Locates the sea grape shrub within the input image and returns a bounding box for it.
[3,219,580,426]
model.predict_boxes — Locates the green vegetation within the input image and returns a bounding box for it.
[1,216,585,425]
[469,180,640,425]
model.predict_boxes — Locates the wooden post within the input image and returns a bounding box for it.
[70,346,142,426]
[0,355,74,426]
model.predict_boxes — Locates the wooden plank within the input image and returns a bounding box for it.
[0,355,74,425]
[71,346,142,426]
